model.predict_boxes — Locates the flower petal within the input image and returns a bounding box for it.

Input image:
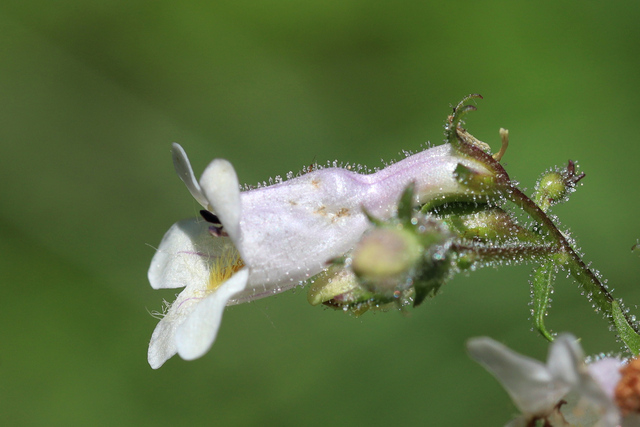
[546,334,583,386]
[235,169,371,295]
[172,143,210,209]
[148,311,181,369]
[175,267,249,361]
[199,158,242,245]
[366,144,493,213]
[148,218,235,289]
[549,336,620,427]
[588,358,623,400]
[467,337,568,416]
[148,280,205,369]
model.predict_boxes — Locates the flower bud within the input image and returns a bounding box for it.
[445,207,541,243]
[306,264,397,316]
[536,171,566,209]
[533,160,585,212]
[307,265,363,306]
[351,214,453,306]
[351,227,422,287]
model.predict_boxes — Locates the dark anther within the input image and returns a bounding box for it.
[200,210,221,225]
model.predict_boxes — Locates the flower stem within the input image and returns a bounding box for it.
[447,96,640,351]
[506,186,618,314]
[488,151,640,350]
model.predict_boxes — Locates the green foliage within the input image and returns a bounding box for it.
[531,261,556,342]
[613,301,640,355]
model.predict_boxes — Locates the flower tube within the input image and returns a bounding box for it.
[148,141,493,368]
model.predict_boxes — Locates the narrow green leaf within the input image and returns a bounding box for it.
[531,261,555,342]
[612,300,640,355]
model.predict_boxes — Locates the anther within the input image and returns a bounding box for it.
[200,210,221,225]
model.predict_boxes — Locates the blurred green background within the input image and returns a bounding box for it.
[1,1,639,425]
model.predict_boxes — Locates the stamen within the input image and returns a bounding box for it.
[207,247,245,292]
[492,128,509,161]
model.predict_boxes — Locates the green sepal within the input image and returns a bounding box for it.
[420,194,488,215]
[423,198,491,220]
[360,206,385,227]
[413,278,444,307]
[413,286,428,307]
[612,300,640,355]
[328,256,346,266]
[396,182,416,224]
[531,260,556,342]
[454,163,496,191]
[412,250,451,307]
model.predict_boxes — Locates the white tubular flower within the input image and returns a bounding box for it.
[148,142,491,368]
[467,334,628,427]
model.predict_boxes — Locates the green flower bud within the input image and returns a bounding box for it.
[307,264,399,316]
[351,227,422,286]
[535,171,566,211]
[533,160,585,212]
[307,265,364,306]
[445,207,542,243]
[350,212,454,307]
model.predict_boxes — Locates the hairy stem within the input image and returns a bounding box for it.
[449,122,639,350]
[481,146,640,344]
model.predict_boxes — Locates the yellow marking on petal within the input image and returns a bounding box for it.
[207,247,245,292]
[335,208,349,217]
[314,206,327,216]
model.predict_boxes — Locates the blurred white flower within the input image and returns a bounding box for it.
[467,334,634,427]
[148,142,491,368]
